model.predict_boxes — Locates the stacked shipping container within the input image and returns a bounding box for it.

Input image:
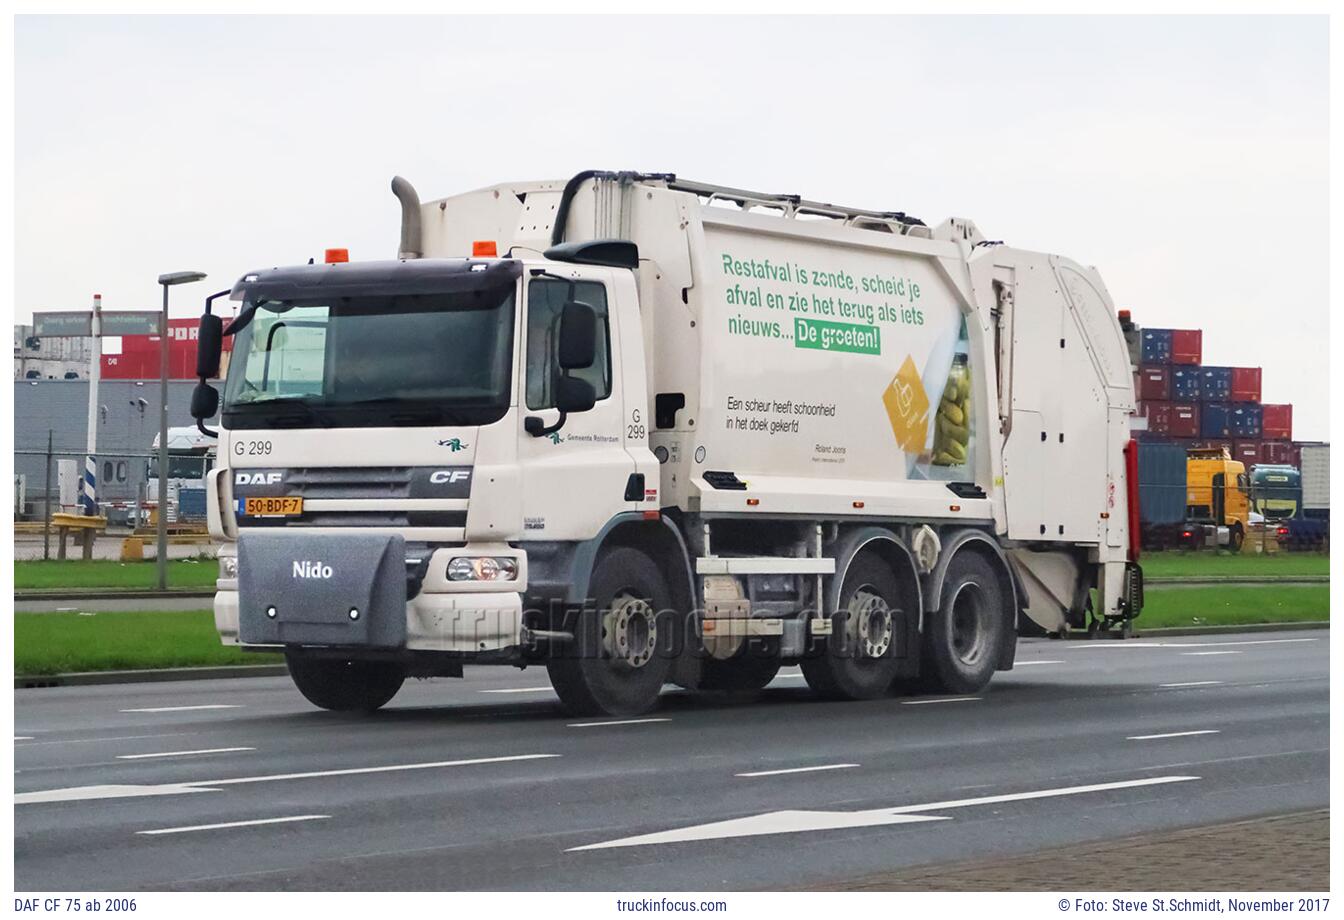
[1131,324,1294,470]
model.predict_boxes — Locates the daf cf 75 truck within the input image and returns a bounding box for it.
[190,170,1143,715]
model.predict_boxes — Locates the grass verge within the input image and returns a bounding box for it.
[1140,550,1328,579]
[14,558,218,591]
[1138,585,1329,629]
[14,610,282,676]
[13,585,1329,677]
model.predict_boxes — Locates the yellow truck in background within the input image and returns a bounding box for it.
[1184,447,1250,551]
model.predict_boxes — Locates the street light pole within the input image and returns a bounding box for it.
[156,271,207,590]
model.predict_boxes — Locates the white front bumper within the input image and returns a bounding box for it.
[215,587,524,653]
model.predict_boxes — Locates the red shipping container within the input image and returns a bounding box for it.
[1143,401,1172,435]
[1230,366,1262,403]
[1138,365,1171,401]
[1261,441,1295,465]
[1168,402,1200,439]
[1232,440,1262,467]
[1261,404,1292,441]
[1170,329,1203,365]
[100,318,233,380]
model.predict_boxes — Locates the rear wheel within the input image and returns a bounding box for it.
[922,551,1006,695]
[1229,523,1245,553]
[546,547,674,716]
[801,551,907,700]
[285,653,405,712]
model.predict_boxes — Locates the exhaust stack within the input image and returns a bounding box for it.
[390,175,423,260]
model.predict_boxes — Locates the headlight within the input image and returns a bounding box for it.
[447,556,518,582]
[219,555,239,579]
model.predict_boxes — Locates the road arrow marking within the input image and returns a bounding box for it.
[568,774,1200,851]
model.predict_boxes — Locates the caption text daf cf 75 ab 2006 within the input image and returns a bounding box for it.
[189,171,1143,716]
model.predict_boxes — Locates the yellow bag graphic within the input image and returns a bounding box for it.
[882,356,931,453]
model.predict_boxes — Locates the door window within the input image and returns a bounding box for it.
[525,279,611,410]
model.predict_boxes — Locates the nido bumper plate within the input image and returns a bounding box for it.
[237,531,407,648]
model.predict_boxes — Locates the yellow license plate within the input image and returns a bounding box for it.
[244,496,304,517]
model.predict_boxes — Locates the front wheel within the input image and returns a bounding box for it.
[546,547,675,716]
[1229,524,1245,553]
[922,551,1006,695]
[285,652,405,712]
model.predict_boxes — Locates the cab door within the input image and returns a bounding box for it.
[516,268,638,541]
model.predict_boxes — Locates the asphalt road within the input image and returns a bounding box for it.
[13,630,1328,891]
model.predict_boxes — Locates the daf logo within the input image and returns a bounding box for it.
[293,561,333,579]
[429,470,471,484]
[236,471,283,485]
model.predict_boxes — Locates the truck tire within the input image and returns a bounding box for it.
[546,547,674,716]
[801,551,907,700]
[285,653,405,712]
[922,551,1005,695]
[1229,523,1245,553]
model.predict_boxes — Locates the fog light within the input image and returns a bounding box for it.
[349,608,359,621]
[266,606,277,619]
[447,556,519,581]
[219,555,239,579]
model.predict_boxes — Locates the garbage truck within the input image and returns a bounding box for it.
[189,170,1143,715]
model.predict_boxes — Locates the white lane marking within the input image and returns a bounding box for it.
[901,697,980,706]
[772,673,808,679]
[569,775,1200,850]
[119,705,243,713]
[15,732,199,748]
[736,764,859,778]
[1160,681,1223,688]
[15,736,33,741]
[117,747,255,760]
[1176,638,1319,648]
[1014,660,1065,666]
[203,753,560,787]
[478,687,554,694]
[16,784,213,805]
[1182,651,1242,657]
[16,753,560,805]
[568,718,671,728]
[137,815,329,836]
[1128,730,1221,741]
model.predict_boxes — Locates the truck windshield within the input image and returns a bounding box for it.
[223,288,516,429]
[148,454,209,480]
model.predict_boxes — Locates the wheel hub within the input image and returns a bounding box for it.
[849,589,894,659]
[603,594,658,669]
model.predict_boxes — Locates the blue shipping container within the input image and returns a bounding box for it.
[1201,402,1233,439]
[1141,329,1173,364]
[1137,441,1187,526]
[1230,403,1263,439]
[1170,367,1202,400]
[1200,366,1232,401]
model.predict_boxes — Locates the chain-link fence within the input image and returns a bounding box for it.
[14,442,217,562]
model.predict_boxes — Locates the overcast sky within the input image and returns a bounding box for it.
[14,15,1329,438]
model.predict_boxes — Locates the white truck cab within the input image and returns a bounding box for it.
[194,171,1143,716]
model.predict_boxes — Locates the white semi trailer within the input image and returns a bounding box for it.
[190,171,1143,715]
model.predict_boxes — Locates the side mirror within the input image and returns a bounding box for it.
[191,382,220,421]
[555,376,596,414]
[558,301,597,370]
[196,313,224,379]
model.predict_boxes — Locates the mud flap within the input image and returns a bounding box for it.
[237,532,407,648]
